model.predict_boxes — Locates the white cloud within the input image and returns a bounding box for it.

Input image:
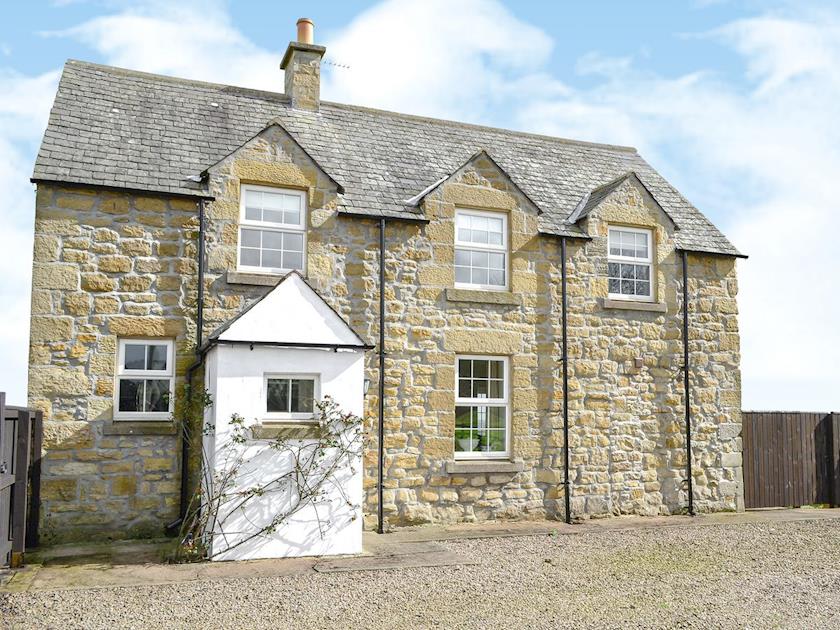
[320,0,557,121]
[514,14,840,410]
[1,0,837,411]
[43,0,282,89]
[0,69,60,403]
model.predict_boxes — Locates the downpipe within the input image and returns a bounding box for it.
[681,249,695,516]
[560,237,572,524]
[377,217,386,534]
[167,198,207,535]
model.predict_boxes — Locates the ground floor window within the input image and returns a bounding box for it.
[265,375,319,420]
[455,356,509,458]
[115,338,174,420]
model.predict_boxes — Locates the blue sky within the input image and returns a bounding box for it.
[1,0,838,409]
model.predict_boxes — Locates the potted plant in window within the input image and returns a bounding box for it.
[457,434,480,452]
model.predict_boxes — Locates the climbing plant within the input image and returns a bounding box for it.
[171,389,365,562]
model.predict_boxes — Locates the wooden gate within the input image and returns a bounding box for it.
[1,393,43,568]
[742,411,840,509]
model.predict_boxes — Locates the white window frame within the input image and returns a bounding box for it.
[607,226,654,303]
[454,208,509,292]
[114,338,174,421]
[263,373,320,422]
[237,184,307,275]
[454,355,510,460]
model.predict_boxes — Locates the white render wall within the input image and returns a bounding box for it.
[204,344,364,561]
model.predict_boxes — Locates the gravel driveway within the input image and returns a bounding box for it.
[2,518,839,629]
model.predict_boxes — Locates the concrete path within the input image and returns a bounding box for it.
[3,507,838,593]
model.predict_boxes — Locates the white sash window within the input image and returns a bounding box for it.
[608,227,653,301]
[238,185,306,274]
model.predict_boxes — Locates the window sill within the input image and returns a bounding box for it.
[250,422,321,440]
[445,460,525,474]
[226,270,285,287]
[102,422,177,436]
[603,298,667,313]
[446,288,520,306]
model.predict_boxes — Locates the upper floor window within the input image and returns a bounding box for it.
[115,339,174,421]
[238,185,306,274]
[455,356,509,459]
[454,209,508,290]
[265,374,318,421]
[608,227,653,301]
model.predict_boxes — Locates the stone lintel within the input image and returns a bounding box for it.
[102,422,177,436]
[445,288,520,306]
[445,460,525,474]
[226,270,284,287]
[251,422,322,440]
[603,298,668,313]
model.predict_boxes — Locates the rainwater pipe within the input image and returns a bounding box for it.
[377,217,386,534]
[560,237,572,524]
[681,249,695,516]
[169,197,207,533]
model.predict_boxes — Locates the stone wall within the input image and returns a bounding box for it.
[198,132,743,529]
[28,185,199,543]
[29,127,743,541]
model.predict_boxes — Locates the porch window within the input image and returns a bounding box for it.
[608,227,653,301]
[455,356,509,458]
[115,339,174,420]
[265,375,318,420]
[238,184,306,274]
[454,209,508,290]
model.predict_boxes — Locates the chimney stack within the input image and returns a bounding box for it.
[281,17,325,111]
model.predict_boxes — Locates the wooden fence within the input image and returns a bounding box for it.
[1,393,43,568]
[742,411,840,510]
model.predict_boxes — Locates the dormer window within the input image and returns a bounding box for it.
[238,185,306,274]
[608,227,653,301]
[454,209,508,290]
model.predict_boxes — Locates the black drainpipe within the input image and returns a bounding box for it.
[560,237,571,524]
[681,249,695,516]
[172,198,207,529]
[377,217,386,534]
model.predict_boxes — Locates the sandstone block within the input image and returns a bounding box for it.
[98,255,132,273]
[120,275,153,292]
[32,263,78,290]
[56,193,95,211]
[30,366,90,397]
[444,329,522,354]
[112,475,137,496]
[144,458,174,472]
[33,235,60,262]
[30,316,74,342]
[30,290,52,315]
[94,228,119,243]
[121,239,153,257]
[94,296,120,314]
[135,196,166,212]
[64,293,92,317]
[81,272,116,292]
[41,478,79,501]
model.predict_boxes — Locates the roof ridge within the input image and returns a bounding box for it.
[320,101,638,153]
[64,58,638,154]
[64,59,290,103]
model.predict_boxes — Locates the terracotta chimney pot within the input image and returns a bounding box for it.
[297,18,314,45]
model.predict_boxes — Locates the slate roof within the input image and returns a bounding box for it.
[32,59,743,257]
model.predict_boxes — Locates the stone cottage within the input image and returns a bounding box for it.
[28,19,744,544]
